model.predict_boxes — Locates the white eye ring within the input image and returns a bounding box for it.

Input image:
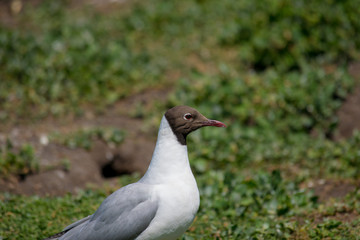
[183,113,193,120]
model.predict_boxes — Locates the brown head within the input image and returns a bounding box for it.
[164,106,226,145]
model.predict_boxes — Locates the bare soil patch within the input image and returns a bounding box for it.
[334,62,360,140]
[0,87,170,196]
[308,179,358,203]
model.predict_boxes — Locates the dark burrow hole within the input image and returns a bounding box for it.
[101,155,134,178]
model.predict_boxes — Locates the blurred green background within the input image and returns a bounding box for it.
[1,0,360,239]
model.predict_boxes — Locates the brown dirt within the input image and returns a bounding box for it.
[304,179,359,203]
[295,179,360,231]
[294,209,359,226]
[0,0,134,29]
[334,62,360,140]
[293,179,359,238]
[314,211,359,224]
[292,210,359,240]
[334,85,360,139]
[0,87,170,196]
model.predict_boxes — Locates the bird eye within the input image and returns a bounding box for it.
[183,113,193,120]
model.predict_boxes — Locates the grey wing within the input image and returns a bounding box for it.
[63,215,92,231]
[60,183,158,240]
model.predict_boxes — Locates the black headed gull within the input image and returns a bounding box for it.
[44,105,226,240]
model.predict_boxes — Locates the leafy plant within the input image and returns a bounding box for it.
[0,190,107,239]
[183,170,317,239]
[0,140,39,178]
[171,66,353,134]
[0,0,165,119]
[220,0,360,72]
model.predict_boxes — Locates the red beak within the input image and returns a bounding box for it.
[202,119,226,128]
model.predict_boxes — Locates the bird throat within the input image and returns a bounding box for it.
[174,132,187,145]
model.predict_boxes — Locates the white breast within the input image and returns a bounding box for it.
[136,179,200,240]
[136,116,200,240]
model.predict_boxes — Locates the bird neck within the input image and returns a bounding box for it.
[140,116,194,184]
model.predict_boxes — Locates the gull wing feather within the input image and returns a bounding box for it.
[46,183,158,240]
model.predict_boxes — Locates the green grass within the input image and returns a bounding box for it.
[0,140,38,178]
[0,190,108,239]
[0,174,140,239]
[219,0,360,72]
[1,172,359,239]
[190,170,317,239]
[1,0,360,239]
[0,0,166,119]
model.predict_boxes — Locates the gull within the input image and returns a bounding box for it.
[44,105,226,240]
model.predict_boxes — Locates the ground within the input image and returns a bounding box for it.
[0,87,169,195]
[1,64,359,197]
[0,1,360,238]
[1,0,360,197]
[334,63,360,140]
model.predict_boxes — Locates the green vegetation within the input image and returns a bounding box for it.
[219,0,360,72]
[2,171,359,239]
[51,128,126,150]
[192,170,317,239]
[174,69,360,179]
[188,170,359,239]
[1,0,360,239]
[0,140,38,178]
[0,175,139,239]
[0,0,165,119]
[0,190,108,239]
